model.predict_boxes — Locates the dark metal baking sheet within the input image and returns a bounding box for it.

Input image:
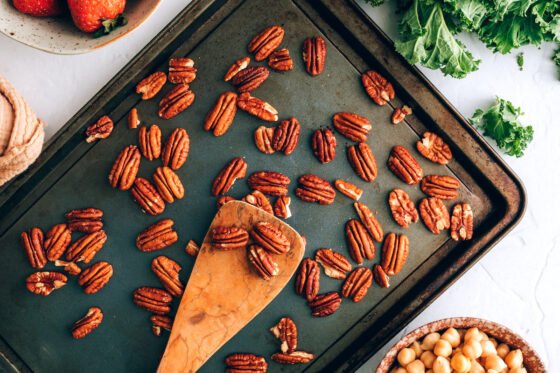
[0,0,525,372]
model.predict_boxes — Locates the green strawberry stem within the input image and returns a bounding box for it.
[93,14,128,38]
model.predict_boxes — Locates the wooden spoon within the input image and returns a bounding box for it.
[158,201,305,372]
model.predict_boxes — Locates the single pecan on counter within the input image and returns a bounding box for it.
[225,353,268,373]
[128,108,140,129]
[268,48,293,71]
[217,195,236,210]
[151,315,173,337]
[237,93,278,122]
[54,260,82,275]
[333,112,371,142]
[138,125,162,160]
[251,222,290,255]
[416,131,452,165]
[133,287,172,315]
[373,264,390,288]
[211,226,249,250]
[44,223,72,262]
[272,351,315,365]
[21,227,46,269]
[334,180,362,201]
[347,142,378,182]
[232,66,270,93]
[421,175,460,200]
[158,84,195,120]
[224,56,250,82]
[272,117,300,155]
[388,145,423,185]
[71,307,103,339]
[342,267,373,303]
[345,219,375,264]
[248,25,284,61]
[295,174,336,205]
[185,240,200,257]
[78,261,113,294]
[26,271,67,296]
[302,36,326,76]
[419,197,450,235]
[65,230,107,263]
[248,171,290,196]
[354,202,383,243]
[388,189,418,228]
[274,196,292,219]
[212,157,247,196]
[131,178,166,216]
[315,248,352,280]
[153,166,184,204]
[312,128,336,164]
[254,126,276,154]
[168,57,197,84]
[248,244,279,280]
[204,91,238,137]
[152,255,183,297]
[243,190,274,215]
[136,219,178,252]
[162,128,190,170]
[85,116,114,143]
[136,71,167,100]
[108,145,141,190]
[308,292,341,317]
[65,208,103,233]
[295,258,320,301]
[270,317,297,353]
[361,70,395,106]
[391,105,412,124]
[451,203,473,241]
[381,233,409,276]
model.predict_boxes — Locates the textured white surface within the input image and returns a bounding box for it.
[0,0,559,371]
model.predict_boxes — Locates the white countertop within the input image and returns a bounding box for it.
[1,0,559,371]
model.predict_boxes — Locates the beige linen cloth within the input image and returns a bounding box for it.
[0,75,44,187]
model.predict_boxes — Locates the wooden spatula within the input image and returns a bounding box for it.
[157,201,305,373]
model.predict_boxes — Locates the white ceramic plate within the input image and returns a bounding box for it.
[0,0,161,54]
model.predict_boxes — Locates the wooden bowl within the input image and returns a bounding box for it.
[376,317,545,373]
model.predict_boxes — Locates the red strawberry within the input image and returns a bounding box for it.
[67,0,127,36]
[12,0,66,17]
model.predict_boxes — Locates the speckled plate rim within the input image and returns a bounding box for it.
[376,317,546,373]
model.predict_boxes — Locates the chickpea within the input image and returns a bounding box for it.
[433,339,452,357]
[484,354,507,371]
[480,339,498,357]
[411,341,423,358]
[468,360,485,373]
[406,359,426,373]
[421,333,441,350]
[505,349,523,369]
[420,351,436,369]
[441,328,461,348]
[391,368,407,373]
[496,343,510,358]
[398,348,416,367]
[450,352,471,373]
[464,328,483,342]
[509,368,527,373]
[480,332,489,341]
[432,356,451,373]
[488,337,498,347]
[462,339,482,359]
[426,370,434,373]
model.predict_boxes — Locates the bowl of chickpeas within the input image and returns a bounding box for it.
[376,317,545,373]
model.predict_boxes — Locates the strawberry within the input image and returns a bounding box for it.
[12,0,66,17]
[67,0,127,36]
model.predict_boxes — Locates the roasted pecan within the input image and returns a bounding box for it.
[274,196,292,219]
[72,307,103,339]
[243,190,274,215]
[136,219,178,252]
[388,189,418,228]
[237,93,278,122]
[153,166,184,203]
[308,292,341,317]
[421,175,460,200]
[26,271,67,296]
[342,267,373,302]
[419,198,450,234]
[295,258,320,301]
[225,353,268,373]
[361,70,395,106]
[416,132,452,165]
[334,180,363,201]
[315,248,352,280]
[224,56,250,82]
[302,36,326,76]
[346,219,375,264]
[21,228,46,269]
[138,125,162,160]
[78,261,113,294]
[381,233,409,276]
[108,145,141,190]
[212,157,247,195]
[272,117,300,155]
[158,84,195,119]
[152,256,183,297]
[65,208,103,233]
[251,222,290,255]
[44,224,72,261]
[270,317,297,353]
[232,66,270,93]
[248,25,284,61]
[354,202,383,242]
[373,264,390,288]
[54,260,82,275]
[204,92,238,137]
[217,195,236,210]
[65,230,107,263]
[131,177,166,216]
[151,315,173,336]
[168,57,197,84]
[451,203,473,241]
[185,240,200,257]
[391,105,412,124]
[312,128,337,164]
[347,142,378,182]
[268,48,293,71]
[248,244,279,280]
[136,71,167,100]
[162,128,190,170]
[248,171,290,196]
[133,287,172,315]
[85,115,113,143]
[333,112,371,142]
[128,107,140,129]
[254,126,276,154]
[272,351,315,365]
[295,174,336,205]
[387,145,423,184]
[211,226,249,250]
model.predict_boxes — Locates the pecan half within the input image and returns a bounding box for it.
[21,228,46,269]
[152,256,183,297]
[44,224,72,261]
[342,267,373,302]
[354,202,383,242]
[237,93,278,122]
[254,126,276,154]
[217,196,236,210]
[333,112,371,142]
[66,230,107,263]
[361,70,395,106]
[162,128,190,170]
[417,132,452,165]
[136,219,178,252]
[128,108,140,129]
[211,226,249,250]
[373,264,390,288]
[388,189,419,228]
[248,244,279,280]
[168,57,197,84]
[26,271,67,296]
[225,353,268,373]
[274,196,292,219]
[334,180,363,201]
[387,145,423,184]
[268,48,293,71]
[308,292,341,317]
[136,71,167,100]
[131,178,166,216]
[108,145,141,190]
[65,208,103,233]
[251,222,290,255]
[272,351,315,365]
[232,66,270,93]
[419,198,450,234]
[212,157,247,195]
[133,287,172,315]
[272,117,300,155]
[347,142,378,182]
[295,174,336,205]
[248,171,290,196]
[72,307,103,339]
[78,261,113,294]
[302,36,326,76]
[248,25,284,61]
[158,84,195,119]
[224,56,250,82]
[151,315,173,336]
[391,105,412,124]
[243,190,274,215]
[315,248,352,280]
[185,240,200,257]
[381,233,409,276]
[346,219,375,264]
[270,317,297,353]
[85,115,113,143]
[153,166,184,203]
[138,124,162,160]
[312,128,337,164]
[421,175,460,200]
[295,258,320,301]
[54,260,82,275]
[204,92,238,137]
[451,203,474,241]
